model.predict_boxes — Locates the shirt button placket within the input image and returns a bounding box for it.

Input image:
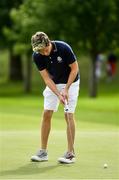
[49,56,53,64]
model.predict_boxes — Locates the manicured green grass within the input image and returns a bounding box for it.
[0,131,118,179]
[0,95,119,179]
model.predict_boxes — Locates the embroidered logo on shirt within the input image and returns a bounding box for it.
[57,56,63,63]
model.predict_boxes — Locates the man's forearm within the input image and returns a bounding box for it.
[65,70,78,90]
[40,69,60,97]
[65,61,79,90]
[44,78,60,97]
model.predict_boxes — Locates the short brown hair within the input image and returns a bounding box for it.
[31,32,50,52]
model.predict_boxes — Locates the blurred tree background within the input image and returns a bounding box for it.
[0,0,119,97]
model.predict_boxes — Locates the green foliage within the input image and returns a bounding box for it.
[0,0,23,48]
[45,0,118,53]
[1,0,119,53]
[5,0,46,53]
[1,0,119,96]
[5,0,118,55]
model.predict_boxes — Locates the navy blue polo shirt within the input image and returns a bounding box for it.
[32,41,79,84]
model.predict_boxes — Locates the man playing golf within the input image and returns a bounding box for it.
[31,32,80,164]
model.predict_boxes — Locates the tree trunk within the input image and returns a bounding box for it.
[24,53,32,93]
[89,55,98,97]
[9,48,23,81]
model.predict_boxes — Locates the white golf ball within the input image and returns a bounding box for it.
[104,163,108,168]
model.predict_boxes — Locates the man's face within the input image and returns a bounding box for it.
[38,44,52,56]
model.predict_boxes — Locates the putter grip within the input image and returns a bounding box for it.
[64,100,69,112]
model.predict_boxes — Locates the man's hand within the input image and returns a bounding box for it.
[59,61,78,103]
[58,94,65,105]
[60,88,69,102]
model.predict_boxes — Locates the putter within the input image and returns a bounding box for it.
[64,100,74,153]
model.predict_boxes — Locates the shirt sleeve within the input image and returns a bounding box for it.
[32,53,46,71]
[64,44,77,65]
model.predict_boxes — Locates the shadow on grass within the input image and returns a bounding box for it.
[0,162,65,177]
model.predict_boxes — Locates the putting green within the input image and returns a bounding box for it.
[0,96,119,179]
[0,130,119,179]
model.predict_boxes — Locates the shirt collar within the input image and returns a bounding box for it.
[51,41,57,52]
